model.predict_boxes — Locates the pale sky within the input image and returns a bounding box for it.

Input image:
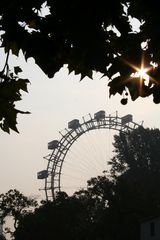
[0,52,160,200]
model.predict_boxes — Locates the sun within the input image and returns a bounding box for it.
[138,68,147,77]
[130,67,149,80]
[136,67,149,80]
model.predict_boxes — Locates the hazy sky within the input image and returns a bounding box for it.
[0,52,160,200]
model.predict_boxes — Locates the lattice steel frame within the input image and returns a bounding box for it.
[44,112,142,201]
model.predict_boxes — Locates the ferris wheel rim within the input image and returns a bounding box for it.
[44,112,142,201]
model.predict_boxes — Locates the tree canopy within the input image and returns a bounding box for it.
[0,189,37,238]
[0,0,160,132]
[109,127,160,175]
[12,127,160,240]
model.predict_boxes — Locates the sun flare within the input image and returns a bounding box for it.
[131,67,149,80]
[137,68,148,78]
[138,68,147,77]
[121,53,158,90]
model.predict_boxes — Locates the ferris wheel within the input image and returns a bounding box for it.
[37,110,142,201]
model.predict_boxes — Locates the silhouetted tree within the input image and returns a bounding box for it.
[0,1,160,132]
[14,192,93,240]
[109,127,160,175]
[0,189,38,238]
[73,176,116,240]
[14,128,160,240]
[108,127,160,239]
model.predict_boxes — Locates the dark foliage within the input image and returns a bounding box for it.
[0,0,160,132]
[13,128,160,240]
[14,192,92,240]
[0,189,37,238]
[109,127,160,175]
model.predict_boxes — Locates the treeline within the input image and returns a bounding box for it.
[2,127,160,240]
